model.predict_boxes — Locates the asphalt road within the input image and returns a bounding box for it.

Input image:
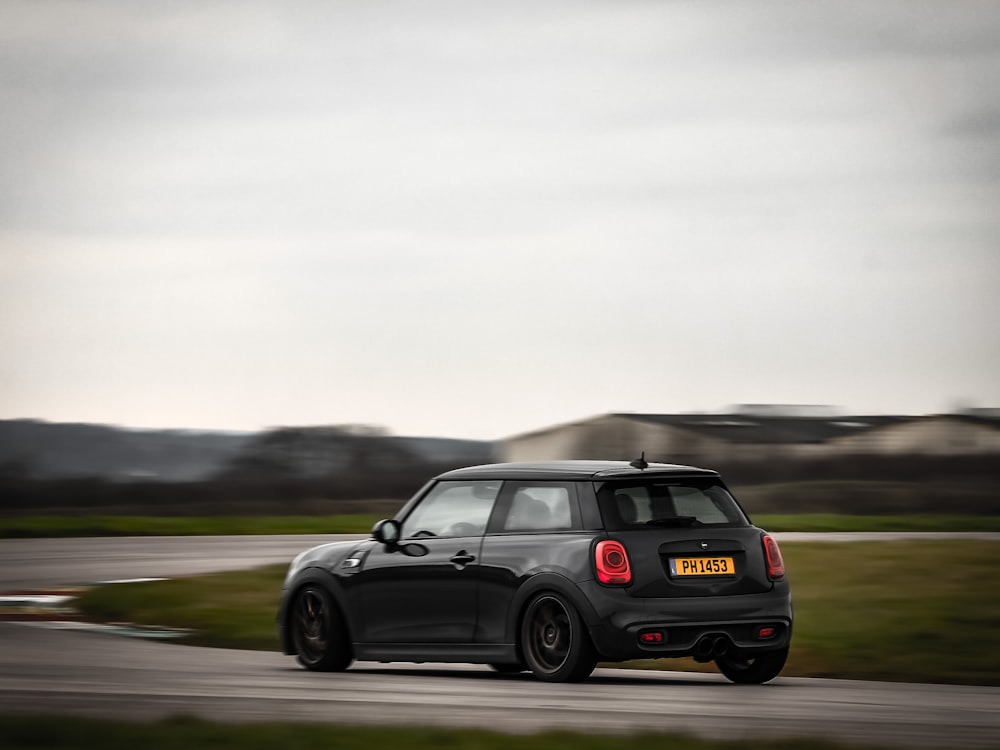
[2,533,999,748]
[2,622,999,748]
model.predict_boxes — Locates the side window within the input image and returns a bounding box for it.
[502,485,574,532]
[401,481,501,539]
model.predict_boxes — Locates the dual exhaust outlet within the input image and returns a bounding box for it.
[693,634,731,662]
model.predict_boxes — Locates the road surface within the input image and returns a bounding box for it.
[1,533,998,748]
[2,622,999,748]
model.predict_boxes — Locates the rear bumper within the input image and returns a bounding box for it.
[577,580,793,661]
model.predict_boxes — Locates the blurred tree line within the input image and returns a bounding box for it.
[714,453,1000,515]
[0,425,493,517]
[1,422,998,516]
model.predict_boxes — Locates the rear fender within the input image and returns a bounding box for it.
[505,573,600,649]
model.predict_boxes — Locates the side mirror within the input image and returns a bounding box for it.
[371,518,401,546]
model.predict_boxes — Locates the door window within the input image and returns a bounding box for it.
[400,480,501,538]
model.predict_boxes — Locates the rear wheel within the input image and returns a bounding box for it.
[290,585,352,672]
[716,646,788,684]
[520,593,596,682]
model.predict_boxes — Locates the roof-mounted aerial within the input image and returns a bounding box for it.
[629,451,648,470]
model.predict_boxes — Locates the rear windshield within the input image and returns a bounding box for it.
[596,478,749,530]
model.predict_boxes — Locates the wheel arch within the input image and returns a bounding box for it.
[279,568,355,655]
[505,573,601,656]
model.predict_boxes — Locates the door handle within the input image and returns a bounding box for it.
[450,551,476,568]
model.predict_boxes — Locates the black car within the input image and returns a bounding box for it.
[278,459,791,683]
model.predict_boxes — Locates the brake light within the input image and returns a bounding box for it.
[762,534,785,580]
[595,540,632,585]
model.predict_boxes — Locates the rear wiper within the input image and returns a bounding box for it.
[645,516,702,528]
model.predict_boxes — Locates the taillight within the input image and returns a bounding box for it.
[595,540,632,585]
[762,534,785,580]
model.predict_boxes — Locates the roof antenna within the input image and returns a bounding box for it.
[629,451,648,470]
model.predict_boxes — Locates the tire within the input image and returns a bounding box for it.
[290,585,353,672]
[520,593,596,682]
[716,646,788,684]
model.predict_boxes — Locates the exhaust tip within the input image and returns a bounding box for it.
[693,634,731,661]
[711,636,730,659]
[693,636,715,662]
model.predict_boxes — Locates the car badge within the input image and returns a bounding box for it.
[700,542,709,550]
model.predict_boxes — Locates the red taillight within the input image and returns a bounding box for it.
[595,540,632,585]
[762,535,785,580]
[639,630,664,644]
[757,626,777,640]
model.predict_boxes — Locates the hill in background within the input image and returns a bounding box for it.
[0,419,496,483]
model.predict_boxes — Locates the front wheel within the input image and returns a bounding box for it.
[290,585,352,672]
[716,646,788,684]
[520,593,596,682]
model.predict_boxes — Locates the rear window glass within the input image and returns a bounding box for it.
[597,479,748,530]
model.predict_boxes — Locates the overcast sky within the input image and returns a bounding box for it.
[1,0,999,440]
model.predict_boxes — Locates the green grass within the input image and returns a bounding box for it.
[74,540,1000,686]
[77,564,288,650]
[4,513,1000,538]
[752,514,1000,532]
[782,541,1000,684]
[0,716,914,750]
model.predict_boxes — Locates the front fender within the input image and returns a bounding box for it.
[278,567,357,655]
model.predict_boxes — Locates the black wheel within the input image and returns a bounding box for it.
[290,585,352,672]
[488,662,525,674]
[520,593,596,682]
[716,646,788,684]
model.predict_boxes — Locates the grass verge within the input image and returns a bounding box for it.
[752,514,1000,532]
[782,540,1000,684]
[76,563,288,650]
[3,513,1000,538]
[0,716,910,750]
[74,540,1000,686]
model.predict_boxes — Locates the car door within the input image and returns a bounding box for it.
[476,481,593,644]
[356,479,501,644]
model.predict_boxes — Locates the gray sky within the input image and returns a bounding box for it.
[2,0,999,440]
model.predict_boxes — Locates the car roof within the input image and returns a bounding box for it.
[436,460,719,481]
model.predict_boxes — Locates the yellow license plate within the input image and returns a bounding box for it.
[669,556,735,576]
